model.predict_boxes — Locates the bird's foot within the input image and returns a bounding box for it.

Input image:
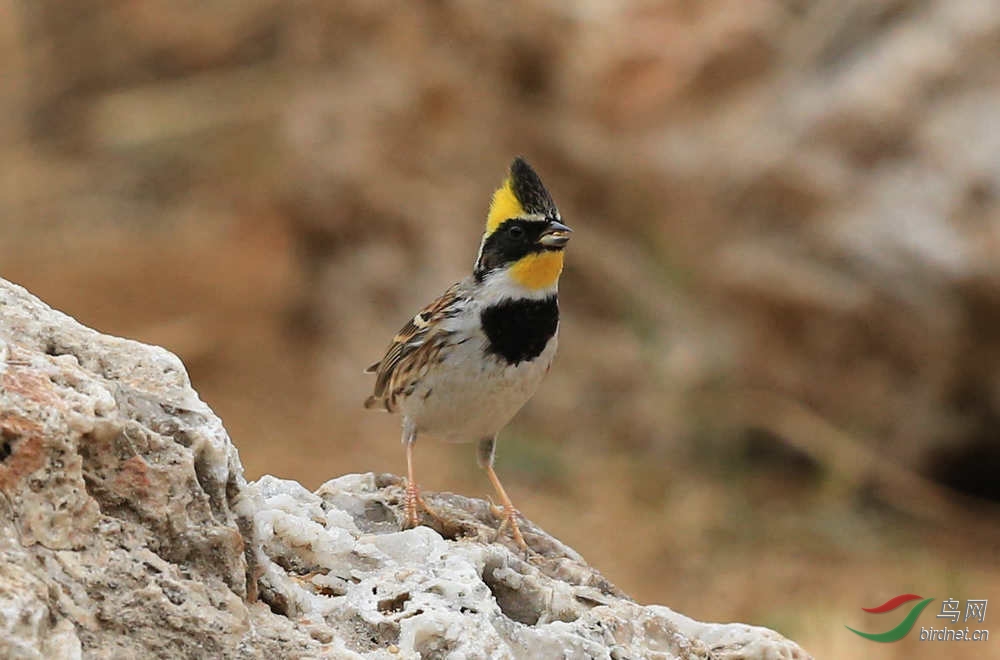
[402,480,445,529]
[490,501,528,556]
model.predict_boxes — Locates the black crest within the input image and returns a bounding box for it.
[510,157,558,218]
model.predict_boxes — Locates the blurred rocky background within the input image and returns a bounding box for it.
[2,1,998,657]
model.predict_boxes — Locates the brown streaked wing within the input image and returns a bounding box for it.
[365,282,465,407]
[383,331,452,410]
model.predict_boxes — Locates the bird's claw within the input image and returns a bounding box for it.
[403,480,444,529]
[492,503,528,556]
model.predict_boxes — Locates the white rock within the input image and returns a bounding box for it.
[0,277,811,659]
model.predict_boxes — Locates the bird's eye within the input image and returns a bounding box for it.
[508,225,525,239]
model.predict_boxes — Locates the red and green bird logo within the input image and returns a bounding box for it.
[846,594,935,643]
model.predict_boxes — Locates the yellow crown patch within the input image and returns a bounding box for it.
[486,177,525,235]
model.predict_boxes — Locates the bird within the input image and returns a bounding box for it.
[364,157,571,551]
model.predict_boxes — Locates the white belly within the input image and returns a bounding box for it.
[400,332,557,442]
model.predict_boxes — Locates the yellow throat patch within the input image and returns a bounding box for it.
[509,251,564,290]
[486,177,525,234]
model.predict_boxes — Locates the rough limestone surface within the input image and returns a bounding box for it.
[0,277,811,659]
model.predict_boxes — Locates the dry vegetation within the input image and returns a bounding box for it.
[3,1,999,657]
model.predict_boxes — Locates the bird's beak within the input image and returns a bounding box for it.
[537,220,572,248]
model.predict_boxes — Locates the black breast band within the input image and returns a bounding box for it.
[480,296,558,365]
